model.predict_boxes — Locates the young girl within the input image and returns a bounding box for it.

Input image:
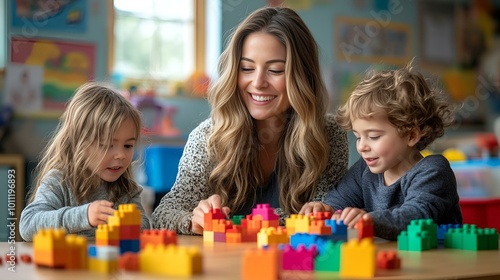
[300,62,463,240]
[20,82,150,241]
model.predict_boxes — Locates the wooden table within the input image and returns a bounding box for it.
[2,236,500,279]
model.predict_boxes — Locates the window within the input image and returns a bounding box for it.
[111,0,203,83]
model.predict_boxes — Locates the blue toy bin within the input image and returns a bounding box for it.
[144,145,184,192]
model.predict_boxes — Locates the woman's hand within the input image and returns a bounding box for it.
[88,200,115,227]
[191,194,230,234]
[299,202,334,215]
[331,207,371,228]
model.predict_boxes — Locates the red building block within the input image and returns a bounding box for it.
[357,216,374,241]
[204,208,226,231]
[309,220,332,235]
[377,251,401,269]
[20,254,32,264]
[119,252,139,271]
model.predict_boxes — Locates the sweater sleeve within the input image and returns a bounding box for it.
[313,114,349,202]
[369,155,462,240]
[151,120,212,234]
[19,172,92,241]
[323,157,366,209]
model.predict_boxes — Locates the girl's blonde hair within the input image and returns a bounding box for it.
[207,7,329,214]
[29,82,142,204]
[336,62,455,151]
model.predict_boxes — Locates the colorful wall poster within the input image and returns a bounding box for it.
[11,0,87,33]
[10,37,96,111]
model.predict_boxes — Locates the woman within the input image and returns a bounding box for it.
[152,6,349,234]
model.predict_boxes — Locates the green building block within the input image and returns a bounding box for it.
[315,240,343,272]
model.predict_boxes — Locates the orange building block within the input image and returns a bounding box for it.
[119,252,139,271]
[65,234,87,270]
[96,224,119,246]
[33,228,68,268]
[242,247,280,280]
[108,204,141,227]
[140,229,177,249]
[309,220,332,235]
[203,208,226,231]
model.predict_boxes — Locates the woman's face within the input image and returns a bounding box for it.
[238,32,290,123]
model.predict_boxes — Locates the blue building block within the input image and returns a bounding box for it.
[119,239,140,254]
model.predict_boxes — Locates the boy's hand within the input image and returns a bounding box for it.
[191,194,230,235]
[299,202,334,215]
[88,200,115,227]
[331,207,370,228]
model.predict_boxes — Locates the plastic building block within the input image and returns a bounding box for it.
[119,225,141,240]
[377,251,401,269]
[397,231,408,251]
[140,229,177,249]
[311,211,332,221]
[5,253,15,265]
[96,224,119,246]
[309,220,332,235]
[20,254,31,264]
[203,208,226,231]
[108,204,141,227]
[252,204,279,221]
[213,219,233,233]
[88,245,119,274]
[340,238,376,278]
[294,215,313,234]
[281,244,317,271]
[214,232,226,242]
[242,247,280,280]
[325,219,348,236]
[65,234,87,270]
[357,217,374,241]
[407,231,431,251]
[33,228,68,268]
[232,215,245,225]
[438,224,462,243]
[314,240,343,272]
[407,219,438,248]
[444,228,463,249]
[257,227,288,248]
[118,252,139,271]
[139,244,202,276]
[203,231,214,243]
[119,239,140,254]
[262,220,280,228]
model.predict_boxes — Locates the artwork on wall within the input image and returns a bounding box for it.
[4,63,44,114]
[11,0,87,33]
[10,37,96,111]
[335,17,412,66]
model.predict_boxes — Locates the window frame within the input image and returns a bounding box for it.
[107,0,205,79]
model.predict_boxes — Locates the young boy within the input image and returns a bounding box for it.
[300,63,463,240]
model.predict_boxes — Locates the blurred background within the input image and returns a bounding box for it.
[1,0,500,238]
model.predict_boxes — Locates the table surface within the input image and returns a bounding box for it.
[2,236,500,280]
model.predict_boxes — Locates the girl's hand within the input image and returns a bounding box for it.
[88,200,115,227]
[331,207,369,228]
[191,194,230,234]
[299,202,334,215]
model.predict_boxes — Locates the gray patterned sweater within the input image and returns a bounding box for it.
[152,115,349,234]
[20,169,151,241]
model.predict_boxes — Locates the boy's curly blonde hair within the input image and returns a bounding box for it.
[335,62,455,151]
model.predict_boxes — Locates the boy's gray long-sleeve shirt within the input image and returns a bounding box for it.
[324,154,463,240]
[20,169,151,241]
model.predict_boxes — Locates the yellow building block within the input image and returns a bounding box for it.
[203,231,214,243]
[33,228,68,268]
[96,224,119,241]
[108,204,141,226]
[340,238,376,278]
[140,244,203,277]
[257,227,288,248]
[294,215,313,234]
[88,258,118,274]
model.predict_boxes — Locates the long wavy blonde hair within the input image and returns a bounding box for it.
[28,82,143,204]
[207,7,329,214]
